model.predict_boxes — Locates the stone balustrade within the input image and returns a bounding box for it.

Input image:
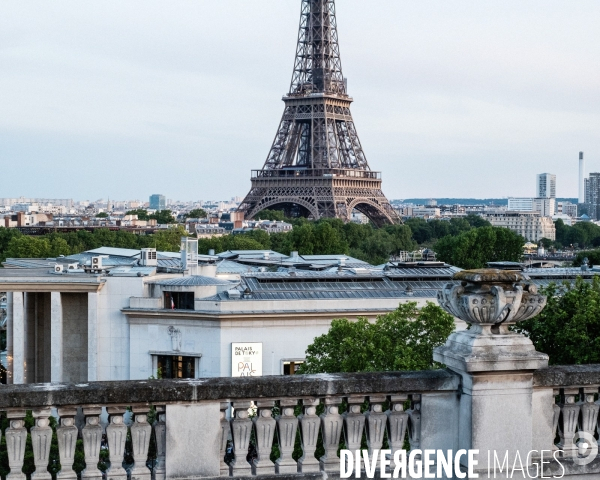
[0,365,598,479]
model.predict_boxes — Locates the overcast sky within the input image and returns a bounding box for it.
[1,1,599,202]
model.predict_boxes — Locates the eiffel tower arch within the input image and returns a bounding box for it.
[239,0,400,227]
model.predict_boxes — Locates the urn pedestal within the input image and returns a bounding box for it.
[434,269,549,478]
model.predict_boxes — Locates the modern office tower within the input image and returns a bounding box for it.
[585,173,600,220]
[536,173,556,199]
[149,194,166,211]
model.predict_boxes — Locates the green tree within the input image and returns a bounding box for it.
[95,212,109,218]
[6,236,52,259]
[149,210,176,224]
[434,226,524,269]
[125,209,149,220]
[255,209,286,221]
[185,208,207,219]
[514,277,600,365]
[299,302,455,374]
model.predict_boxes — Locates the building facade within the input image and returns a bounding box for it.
[149,194,166,211]
[482,212,556,241]
[536,173,556,199]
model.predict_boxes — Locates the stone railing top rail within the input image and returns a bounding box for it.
[0,370,460,409]
[533,364,600,388]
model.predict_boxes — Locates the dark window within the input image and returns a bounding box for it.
[283,361,303,375]
[157,355,196,379]
[164,291,194,310]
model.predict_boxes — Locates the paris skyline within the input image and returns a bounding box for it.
[1,0,599,201]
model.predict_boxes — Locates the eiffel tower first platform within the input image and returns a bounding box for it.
[238,0,400,227]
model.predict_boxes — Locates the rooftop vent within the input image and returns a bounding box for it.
[227,290,241,299]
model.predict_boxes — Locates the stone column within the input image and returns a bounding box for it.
[6,292,13,384]
[165,403,220,478]
[297,398,320,473]
[11,292,24,385]
[435,269,549,476]
[50,292,63,383]
[153,407,167,480]
[87,292,98,382]
[81,407,103,480]
[319,397,343,473]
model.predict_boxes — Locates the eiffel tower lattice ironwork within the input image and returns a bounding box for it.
[239,0,399,226]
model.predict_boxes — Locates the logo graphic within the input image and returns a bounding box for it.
[573,431,598,466]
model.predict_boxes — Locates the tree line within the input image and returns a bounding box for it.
[0,212,526,268]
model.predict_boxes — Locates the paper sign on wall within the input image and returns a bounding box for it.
[231,343,263,377]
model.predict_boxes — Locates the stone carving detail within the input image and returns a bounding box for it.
[105,407,128,480]
[365,396,387,454]
[130,408,152,480]
[56,409,78,480]
[407,395,421,451]
[387,395,409,456]
[219,403,230,476]
[297,398,320,473]
[319,397,343,472]
[252,401,276,475]
[557,391,580,458]
[168,326,182,352]
[81,408,103,480]
[275,400,299,474]
[343,396,365,451]
[230,401,253,476]
[31,409,53,480]
[438,269,546,327]
[551,390,561,452]
[578,389,599,439]
[153,408,167,480]
[6,411,27,480]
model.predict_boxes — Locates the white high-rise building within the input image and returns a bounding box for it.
[536,173,556,199]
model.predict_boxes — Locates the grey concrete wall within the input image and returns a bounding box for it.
[62,292,88,383]
[24,292,36,383]
[34,292,51,383]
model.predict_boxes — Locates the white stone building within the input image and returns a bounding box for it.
[481,211,556,241]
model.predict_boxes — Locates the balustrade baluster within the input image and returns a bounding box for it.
[579,387,599,438]
[387,395,409,456]
[320,396,343,473]
[252,400,276,475]
[552,389,560,451]
[343,396,365,452]
[31,409,52,480]
[218,402,230,476]
[152,407,166,480]
[230,400,252,476]
[365,395,387,455]
[81,407,103,480]
[407,394,421,451]
[275,399,299,474]
[105,407,128,480]
[56,408,78,480]
[130,406,152,480]
[6,409,27,480]
[557,389,580,458]
[297,398,320,473]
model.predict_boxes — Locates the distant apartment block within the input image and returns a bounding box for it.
[482,212,556,242]
[149,194,166,211]
[507,197,555,217]
[536,173,556,199]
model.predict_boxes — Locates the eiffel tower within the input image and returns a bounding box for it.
[239,0,399,226]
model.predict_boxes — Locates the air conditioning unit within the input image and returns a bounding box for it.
[54,264,64,274]
[91,256,102,270]
[140,248,157,267]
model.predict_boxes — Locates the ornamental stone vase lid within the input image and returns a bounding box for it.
[434,268,549,373]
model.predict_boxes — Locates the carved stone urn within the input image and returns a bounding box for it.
[434,269,549,373]
[437,269,547,334]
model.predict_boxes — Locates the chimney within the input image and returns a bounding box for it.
[579,152,585,204]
